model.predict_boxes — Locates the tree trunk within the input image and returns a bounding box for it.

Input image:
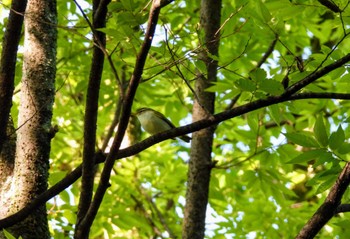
[75,1,110,238]
[0,117,16,218]
[0,0,57,238]
[0,0,26,233]
[182,0,221,238]
[0,0,27,155]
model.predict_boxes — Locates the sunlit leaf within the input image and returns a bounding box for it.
[329,126,345,150]
[258,79,284,95]
[286,149,327,164]
[285,132,319,147]
[337,143,350,155]
[268,105,281,126]
[3,229,16,239]
[234,78,256,92]
[316,178,336,194]
[314,115,328,147]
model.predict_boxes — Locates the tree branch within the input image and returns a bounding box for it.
[0,163,84,228]
[76,0,173,236]
[295,162,350,239]
[255,34,278,69]
[74,0,110,236]
[130,194,164,238]
[1,78,350,229]
[289,92,350,100]
[335,204,350,214]
[73,0,122,87]
[318,0,341,12]
[282,53,350,97]
[0,0,27,154]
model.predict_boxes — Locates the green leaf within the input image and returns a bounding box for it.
[205,81,233,93]
[256,0,272,23]
[337,143,350,154]
[59,190,71,203]
[194,60,207,74]
[285,132,319,147]
[314,116,328,147]
[249,68,267,82]
[247,113,259,134]
[120,0,137,11]
[286,149,327,164]
[62,209,76,223]
[234,78,256,92]
[259,79,284,95]
[329,125,345,150]
[268,105,281,126]
[218,174,226,188]
[316,178,336,194]
[3,229,16,239]
[313,151,334,167]
[306,164,341,187]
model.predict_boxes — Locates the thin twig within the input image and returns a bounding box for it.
[164,28,200,104]
[73,0,122,87]
[214,4,246,37]
[318,0,341,12]
[255,35,278,69]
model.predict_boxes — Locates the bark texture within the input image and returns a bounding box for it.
[182,0,221,238]
[75,0,110,237]
[0,117,16,218]
[74,1,169,237]
[0,0,26,168]
[0,0,57,238]
[296,162,350,239]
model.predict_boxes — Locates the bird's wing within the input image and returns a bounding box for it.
[154,110,176,128]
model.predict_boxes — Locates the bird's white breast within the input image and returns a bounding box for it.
[137,111,172,134]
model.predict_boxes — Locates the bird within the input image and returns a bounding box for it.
[135,107,191,142]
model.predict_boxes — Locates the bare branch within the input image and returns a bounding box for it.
[335,204,350,214]
[0,0,27,154]
[73,0,122,86]
[77,0,172,235]
[1,89,350,228]
[318,0,341,12]
[74,0,110,236]
[130,194,164,238]
[255,35,278,69]
[283,52,350,97]
[295,162,350,239]
[1,48,350,229]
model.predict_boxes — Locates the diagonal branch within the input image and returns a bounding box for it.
[1,90,350,229]
[282,53,350,97]
[255,34,278,70]
[75,0,174,236]
[318,0,341,12]
[73,0,122,87]
[1,46,350,229]
[295,162,350,239]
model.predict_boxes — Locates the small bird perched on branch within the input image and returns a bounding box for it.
[135,107,191,142]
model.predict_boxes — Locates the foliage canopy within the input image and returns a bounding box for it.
[2,0,350,238]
